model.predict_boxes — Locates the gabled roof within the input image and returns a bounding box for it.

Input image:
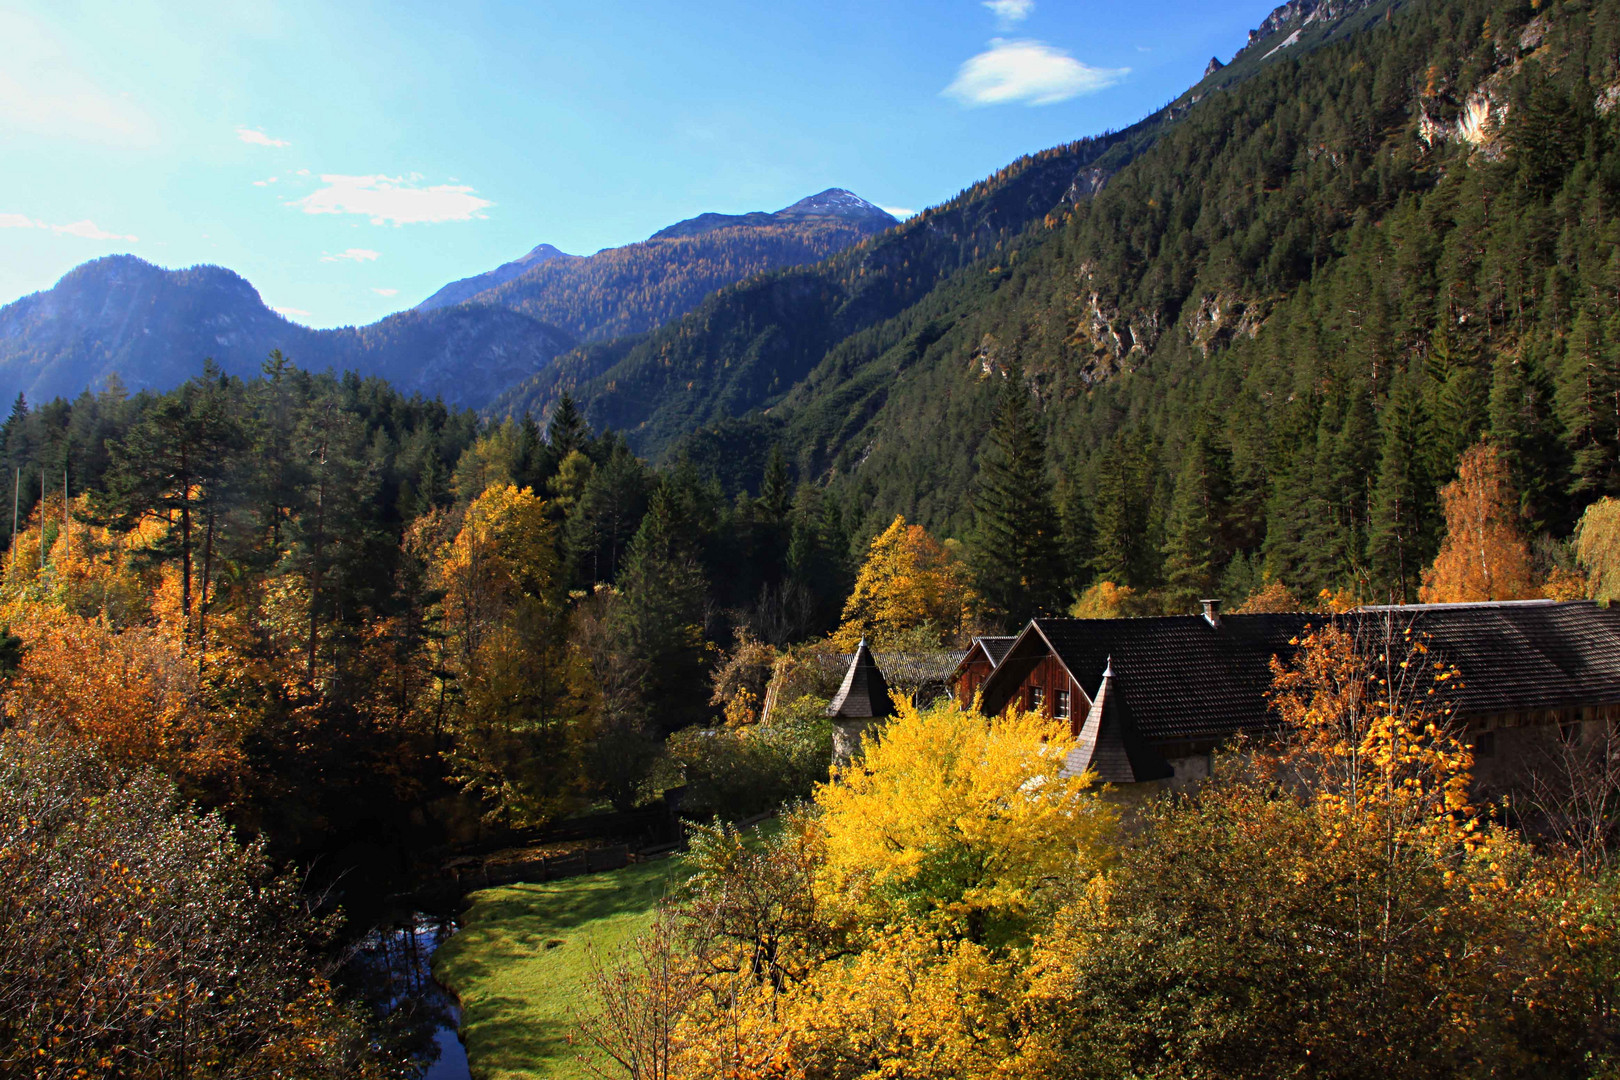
[827,639,894,720]
[981,613,1311,744]
[948,636,1017,683]
[1065,660,1174,784]
[978,600,1620,748]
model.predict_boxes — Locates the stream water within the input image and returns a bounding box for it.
[344,913,472,1080]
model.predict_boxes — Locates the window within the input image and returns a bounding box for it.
[1054,689,1071,720]
[1474,731,1496,759]
[1028,686,1044,713]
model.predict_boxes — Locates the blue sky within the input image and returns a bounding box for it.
[2,0,1279,328]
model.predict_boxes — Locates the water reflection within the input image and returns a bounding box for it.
[343,913,471,1080]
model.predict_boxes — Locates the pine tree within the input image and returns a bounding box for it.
[1091,435,1149,589]
[1368,373,1437,603]
[615,487,711,733]
[1162,427,1232,612]
[546,393,589,460]
[970,375,1067,623]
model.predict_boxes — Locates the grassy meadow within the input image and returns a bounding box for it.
[433,856,686,1080]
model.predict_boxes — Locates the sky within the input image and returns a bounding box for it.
[2,0,1281,329]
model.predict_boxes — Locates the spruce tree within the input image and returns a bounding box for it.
[546,393,589,460]
[1368,373,1437,603]
[615,487,711,733]
[1091,435,1149,589]
[969,374,1067,624]
[1162,427,1232,612]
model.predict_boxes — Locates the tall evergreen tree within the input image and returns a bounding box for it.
[970,375,1067,623]
[615,487,711,733]
[1091,435,1151,589]
[1368,373,1437,603]
[546,393,589,460]
[1162,426,1233,612]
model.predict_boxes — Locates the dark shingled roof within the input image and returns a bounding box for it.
[982,613,1311,744]
[827,639,894,720]
[1064,661,1174,784]
[979,600,1620,747]
[980,636,1016,667]
[1368,600,1620,716]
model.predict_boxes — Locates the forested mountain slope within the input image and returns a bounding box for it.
[490,0,1401,461]
[513,0,1620,612]
[0,191,891,409]
[468,190,897,342]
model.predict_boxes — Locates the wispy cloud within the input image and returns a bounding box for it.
[321,247,380,263]
[945,39,1127,106]
[253,177,278,187]
[881,206,919,220]
[0,12,158,146]
[236,126,289,148]
[0,212,137,241]
[983,0,1033,27]
[292,174,493,225]
[274,306,311,319]
[371,287,399,297]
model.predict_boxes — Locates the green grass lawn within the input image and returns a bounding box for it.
[432,856,686,1080]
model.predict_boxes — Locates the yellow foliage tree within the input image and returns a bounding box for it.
[816,696,1116,945]
[1574,496,1620,604]
[1419,441,1539,603]
[1068,580,1137,618]
[429,483,586,825]
[831,515,977,650]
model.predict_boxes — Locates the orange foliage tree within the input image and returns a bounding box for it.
[831,515,977,650]
[1420,441,1539,602]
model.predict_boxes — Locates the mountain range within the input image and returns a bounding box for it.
[0,190,895,408]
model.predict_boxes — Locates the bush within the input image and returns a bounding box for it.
[0,730,380,1079]
[662,695,832,819]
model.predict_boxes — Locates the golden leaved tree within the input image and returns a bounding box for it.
[831,515,977,650]
[1420,440,1539,603]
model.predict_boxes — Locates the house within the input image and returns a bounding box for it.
[949,636,1016,706]
[959,598,1620,788]
[826,640,893,764]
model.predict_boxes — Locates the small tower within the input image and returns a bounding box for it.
[1064,658,1173,784]
[827,639,893,764]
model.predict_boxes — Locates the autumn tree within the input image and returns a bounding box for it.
[1420,440,1539,603]
[831,515,977,650]
[431,483,584,826]
[0,730,381,1079]
[1053,621,1588,1079]
[1575,497,1620,604]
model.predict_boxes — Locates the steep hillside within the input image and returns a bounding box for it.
[472,190,897,342]
[489,0,1398,459]
[0,256,575,408]
[503,0,1620,611]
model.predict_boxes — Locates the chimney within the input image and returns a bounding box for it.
[1201,599,1222,628]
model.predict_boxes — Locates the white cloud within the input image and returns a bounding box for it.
[371,287,399,297]
[236,126,290,148]
[0,12,158,146]
[321,247,381,263]
[292,174,493,225]
[253,176,278,187]
[0,212,136,241]
[274,306,311,319]
[983,0,1033,27]
[881,206,919,220]
[945,39,1127,106]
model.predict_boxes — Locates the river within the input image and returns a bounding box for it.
[344,913,472,1080]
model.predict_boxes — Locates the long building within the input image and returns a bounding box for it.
[950,599,1620,787]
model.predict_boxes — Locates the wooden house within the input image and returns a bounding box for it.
[949,635,1016,705]
[963,599,1620,788]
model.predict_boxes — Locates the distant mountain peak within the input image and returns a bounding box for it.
[650,189,897,241]
[775,188,890,219]
[416,242,574,312]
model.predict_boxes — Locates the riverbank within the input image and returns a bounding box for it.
[431,856,685,1080]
